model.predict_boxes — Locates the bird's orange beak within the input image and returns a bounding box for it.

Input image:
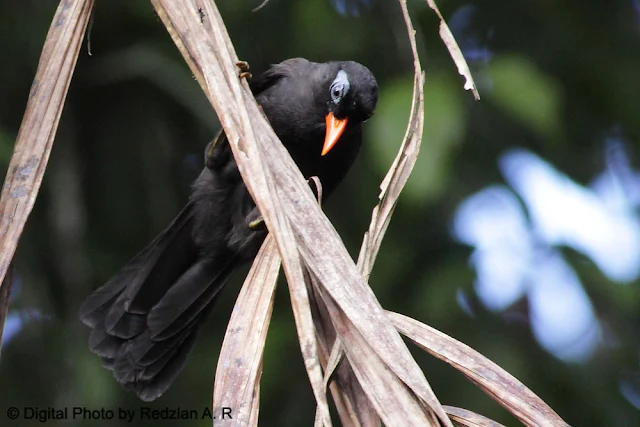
[322,112,348,156]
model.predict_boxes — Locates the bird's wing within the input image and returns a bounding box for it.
[203,62,285,171]
[79,200,242,401]
[79,204,198,337]
[249,64,287,95]
[249,58,310,95]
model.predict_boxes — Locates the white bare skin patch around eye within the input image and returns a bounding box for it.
[330,69,350,104]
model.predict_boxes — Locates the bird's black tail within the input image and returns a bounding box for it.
[79,204,238,401]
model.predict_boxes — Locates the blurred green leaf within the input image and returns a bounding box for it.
[486,55,562,139]
[292,0,366,58]
[367,72,465,204]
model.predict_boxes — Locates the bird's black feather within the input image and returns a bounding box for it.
[79,58,377,401]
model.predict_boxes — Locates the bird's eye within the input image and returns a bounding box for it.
[332,85,344,100]
[330,70,350,105]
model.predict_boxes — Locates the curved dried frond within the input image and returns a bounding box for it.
[0,0,95,354]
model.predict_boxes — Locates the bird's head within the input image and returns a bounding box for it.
[321,61,378,155]
[252,58,378,158]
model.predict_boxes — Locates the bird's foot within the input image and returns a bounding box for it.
[205,131,227,169]
[248,217,265,230]
[308,176,323,207]
[247,208,266,231]
[236,60,250,72]
[236,61,252,81]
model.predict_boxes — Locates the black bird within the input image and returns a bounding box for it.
[79,58,378,401]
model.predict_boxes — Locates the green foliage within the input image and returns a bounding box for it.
[487,55,563,139]
[369,72,465,203]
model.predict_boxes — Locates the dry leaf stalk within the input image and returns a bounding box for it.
[212,236,280,425]
[423,0,480,100]
[390,312,569,427]
[0,0,95,353]
[150,0,452,425]
[443,406,506,427]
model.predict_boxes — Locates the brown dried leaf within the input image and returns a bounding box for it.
[443,406,506,427]
[285,257,334,427]
[0,264,14,357]
[424,0,480,100]
[314,279,442,426]
[308,273,380,427]
[322,0,426,423]
[389,312,569,427]
[150,1,332,424]
[0,0,94,349]
[357,0,424,281]
[268,153,450,425]
[213,236,280,426]
[152,1,452,424]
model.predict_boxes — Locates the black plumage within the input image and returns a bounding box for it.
[79,58,378,401]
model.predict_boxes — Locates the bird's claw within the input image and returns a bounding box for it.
[248,216,266,230]
[205,131,227,170]
[236,61,250,72]
[308,176,323,206]
[247,206,266,231]
[236,61,252,81]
